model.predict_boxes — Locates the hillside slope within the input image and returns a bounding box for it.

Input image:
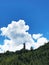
[0,42,49,65]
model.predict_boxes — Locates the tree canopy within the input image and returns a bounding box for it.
[0,42,49,65]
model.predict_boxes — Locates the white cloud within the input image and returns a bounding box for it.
[0,20,34,53]
[0,20,49,53]
[33,37,48,49]
[32,33,43,40]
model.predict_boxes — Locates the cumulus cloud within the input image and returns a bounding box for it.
[0,20,49,53]
[32,33,48,49]
[33,37,48,49]
[32,33,43,40]
[0,20,34,53]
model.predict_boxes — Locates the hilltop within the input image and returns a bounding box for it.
[0,42,49,65]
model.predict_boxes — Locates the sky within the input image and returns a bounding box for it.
[0,0,49,53]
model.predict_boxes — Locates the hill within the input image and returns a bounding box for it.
[0,42,49,65]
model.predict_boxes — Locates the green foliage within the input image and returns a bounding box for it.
[0,42,49,65]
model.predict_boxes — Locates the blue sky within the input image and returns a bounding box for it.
[0,0,49,31]
[0,0,49,52]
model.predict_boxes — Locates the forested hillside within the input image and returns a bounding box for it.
[0,42,49,65]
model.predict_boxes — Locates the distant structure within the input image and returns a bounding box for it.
[31,46,33,51]
[23,43,25,50]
